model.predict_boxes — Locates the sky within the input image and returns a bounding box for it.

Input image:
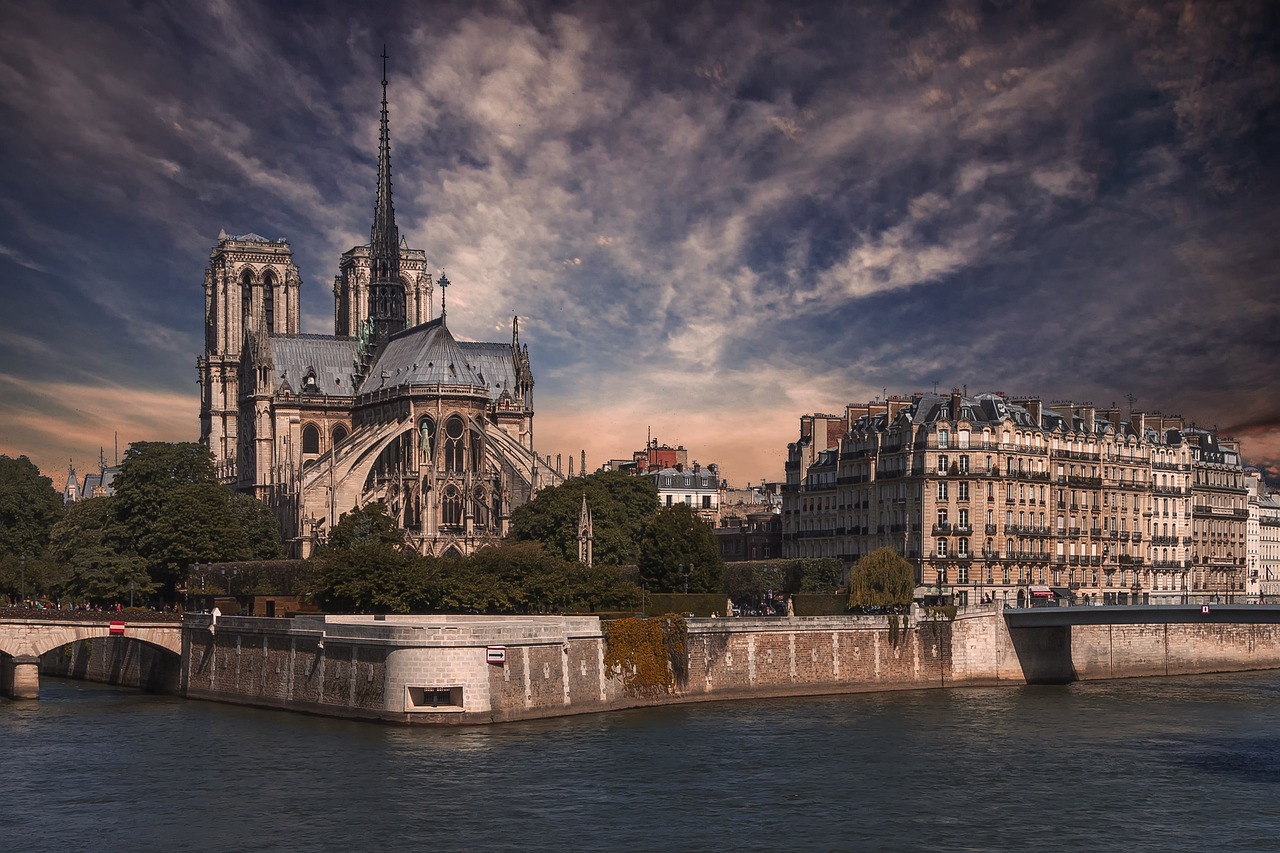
[1,0,1278,491]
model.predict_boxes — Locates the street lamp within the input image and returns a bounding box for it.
[681,564,690,595]
[19,553,26,607]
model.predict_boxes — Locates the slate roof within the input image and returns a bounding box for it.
[359,318,517,400]
[266,334,359,396]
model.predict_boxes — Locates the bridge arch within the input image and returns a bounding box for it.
[0,620,183,700]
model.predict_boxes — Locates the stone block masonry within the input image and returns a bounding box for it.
[173,607,1280,725]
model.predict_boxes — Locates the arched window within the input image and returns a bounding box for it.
[262,270,276,333]
[332,424,348,446]
[444,416,465,471]
[473,487,488,527]
[442,485,463,528]
[302,424,320,455]
[470,431,484,470]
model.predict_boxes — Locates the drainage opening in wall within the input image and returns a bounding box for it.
[406,686,463,712]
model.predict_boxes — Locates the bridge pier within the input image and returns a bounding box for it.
[2,654,41,700]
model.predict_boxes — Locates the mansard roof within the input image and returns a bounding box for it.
[360,318,518,400]
[266,334,358,396]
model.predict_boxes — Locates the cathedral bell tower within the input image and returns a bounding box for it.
[367,48,405,348]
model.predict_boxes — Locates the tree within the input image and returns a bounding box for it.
[107,442,284,600]
[0,455,64,561]
[141,483,247,590]
[846,548,915,610]
[48,497,152,605]
[509,470,658,565]
[309,502,417,613]
[326,501,407,550]
[113,442,218,533]
[637,503,722,593]
[228,492,285,560]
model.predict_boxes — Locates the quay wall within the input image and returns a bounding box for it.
[173,609,1280,724]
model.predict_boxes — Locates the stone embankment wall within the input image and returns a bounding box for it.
[175,609,1280,725]
[40,637,180,693]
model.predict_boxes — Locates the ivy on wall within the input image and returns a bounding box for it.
[602,614,688,696]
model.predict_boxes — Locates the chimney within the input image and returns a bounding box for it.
[1081,405,1095,433]
[1026,399,1042,427]
[950,388,962,420]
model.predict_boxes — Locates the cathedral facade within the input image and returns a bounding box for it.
[197,57,561,557]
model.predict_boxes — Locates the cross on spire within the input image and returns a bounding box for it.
[438,271,450,321]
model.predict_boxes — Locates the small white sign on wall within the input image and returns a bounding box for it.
[486,646,507,665]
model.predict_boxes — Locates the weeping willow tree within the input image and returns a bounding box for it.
[847,548,915,646]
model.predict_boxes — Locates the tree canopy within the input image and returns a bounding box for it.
[0,455,64,560]
[309,503,640,614]
[847,548,915,610]
[48,497,152,604]
[637,503,722,593]
[508,470,658,565]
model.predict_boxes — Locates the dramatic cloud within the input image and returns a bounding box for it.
[0,0,1277,489]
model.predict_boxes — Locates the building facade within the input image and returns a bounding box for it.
[783,390,1246,606]
[197,58,560,557]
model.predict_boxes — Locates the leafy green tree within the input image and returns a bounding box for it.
[229,492,286,560]
[0,455,64,562]
[48,498,153,605]
[309,502,417,613]
[509,470,658,565]
[847,547,915,610]
[141,483,247,590]
[326,501,407,550]
[107,442,284,600]
[637,503,722,593]
[791,558,846,594]
[113,442,218,532]
[464,541,641,614]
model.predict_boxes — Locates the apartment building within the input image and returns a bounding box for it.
[783,390,1246,606]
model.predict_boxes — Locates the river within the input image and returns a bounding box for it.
[3,673,1279,852]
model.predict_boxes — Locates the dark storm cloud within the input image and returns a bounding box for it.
[0,0,1276,486]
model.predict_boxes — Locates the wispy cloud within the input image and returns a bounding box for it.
[0,0,1277,487]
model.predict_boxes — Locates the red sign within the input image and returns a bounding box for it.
[109,621,125,635]
[1201,605,1211,615]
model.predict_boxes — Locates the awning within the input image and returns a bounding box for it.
[1030,585,1052,597]
[1050,587,1073,598]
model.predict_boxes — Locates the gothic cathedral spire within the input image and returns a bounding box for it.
[368,47,404,348]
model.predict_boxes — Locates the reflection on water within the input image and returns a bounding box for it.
[3,673,1280,852]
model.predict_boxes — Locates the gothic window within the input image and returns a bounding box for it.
[444,416,465,471]
[442,485,463,528]
[332,424,348,445]
[302,424,320,455]
[473,487,488,527]
[263,270,276,332]
[470,430,483,470]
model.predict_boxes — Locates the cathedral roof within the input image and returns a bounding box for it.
[360,318,518,400]
[267,334,359,396]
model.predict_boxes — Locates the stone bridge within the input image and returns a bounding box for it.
[0,618,183,700]
[988,604,1280,684]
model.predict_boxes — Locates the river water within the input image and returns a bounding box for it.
[3,673,1279,852]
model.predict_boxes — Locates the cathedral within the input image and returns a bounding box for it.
[197,56,562,557]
